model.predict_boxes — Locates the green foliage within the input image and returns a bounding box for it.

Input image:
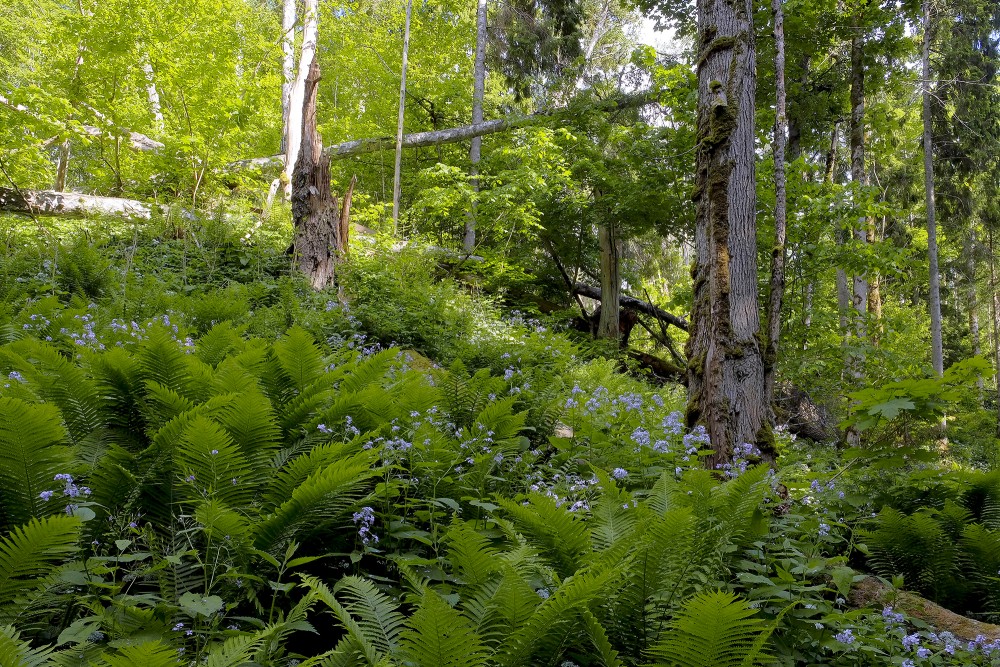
[647,590,775,667]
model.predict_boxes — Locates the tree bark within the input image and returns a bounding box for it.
[392,0,414,232]
[597,222,621,340]
[464,0,488,252]
[764,0,788,409]
[281,0,296,154]
[990,229,1000,437]
[923,0,944,376]
[292,59,342,291]
[284,0,318,199]
[966,228,983,397]
[686,0,769,467]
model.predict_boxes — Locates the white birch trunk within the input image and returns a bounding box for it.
[284,0,318,199]
[281,0,296,154]
[392,0,413,232]
[141,58,164,126]
[464,0,488,252]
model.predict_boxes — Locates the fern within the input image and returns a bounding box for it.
[398,590,487,667]
[0,515,80,619]
[647,590,774,667]
[496,494,591,577]
[0,624,56,667]
[254,451,378,550]
[99,641,181,667]
[0,398,73,528]
[273,326,326,392]
[333,576,406,656]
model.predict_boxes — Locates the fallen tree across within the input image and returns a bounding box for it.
[0,188,154,219]
[1,94,163,153]
[225,91,664,171]
[572,282,689,332]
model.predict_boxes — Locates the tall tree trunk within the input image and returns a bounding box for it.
[966,228,983,397]
[923,0,944,376]
[686,0,769,466]
[849,21,868,336]
[392,0,413,232]
[284,0,318,199]
[464,0,487,252]
[764,0,788,408]
[990,230,1000,436]
[597,221,620,340]
[281,0,296,154]
[828,122,850,333]
[292,59,342,291]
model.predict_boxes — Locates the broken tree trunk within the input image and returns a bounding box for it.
[572,282,689,331]
[291,58,342,291]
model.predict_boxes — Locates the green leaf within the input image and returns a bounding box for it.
[178,592,225,618]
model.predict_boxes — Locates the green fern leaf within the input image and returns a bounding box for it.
[647,590,774,667]
[99,641,181,667]
[334,576,406,655]
[399,590,487,667]
[0,624,57,667]
[0,398,73,527]
[0,515,80,618]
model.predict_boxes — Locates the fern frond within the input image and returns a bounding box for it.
[398,590,487,667]
[253,451,378,550]
[99,640,181,667]
[0,624,56,667]
[334,576,406,655]
[0,398,73,528]
[273,326,326,392]
[647,590,774,667]
[0,515,80,617]
[302,575,385,666]
[496,494,591,577]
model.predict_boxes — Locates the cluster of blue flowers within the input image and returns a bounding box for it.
[38,473,91,515]
[352,506,378,546]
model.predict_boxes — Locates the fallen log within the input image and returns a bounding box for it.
[225,90,664,171]
[850,576,1000,642]
[572,282,689,332]
[0,187,154,219]
[0,93,163,152]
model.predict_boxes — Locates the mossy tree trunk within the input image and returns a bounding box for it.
[685,0,771,468]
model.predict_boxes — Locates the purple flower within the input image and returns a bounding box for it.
[611,468,628,480]
[210,449,219,456]
[818,523,830,537]
[903,633,921,650]
[916,647,931,658]
[39,490,54,501]
[834,629,855,644]
[630,427,650,447]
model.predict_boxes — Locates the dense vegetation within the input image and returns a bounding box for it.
[4,0,1000,664]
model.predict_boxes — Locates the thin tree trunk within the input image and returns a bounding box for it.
[850,21,868,336]
[54,141,71,191]
[597,222,621,340]
[292,58,341,290]
[923,0,943,376]
[141,58,164,126]
[464,0,487,252]
[764,0,788,408]
[392,0,413,232]
[824,122,839,182]
[281,0,296,154]
[966,229,983,397]
[284,0,318,199]
[990,229,1000,436]
[686,0,769,466]
[828,121,850,333]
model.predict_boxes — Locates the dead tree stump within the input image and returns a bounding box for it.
[292,58,342,290]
